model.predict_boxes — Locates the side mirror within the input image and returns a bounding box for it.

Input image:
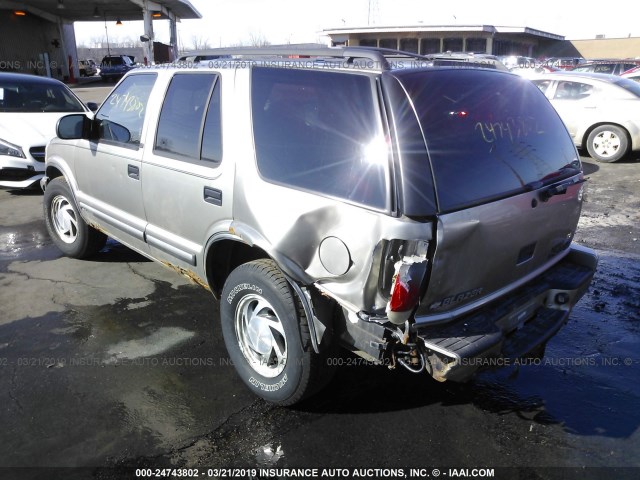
[86,102,99,112]
[56,114,92,140]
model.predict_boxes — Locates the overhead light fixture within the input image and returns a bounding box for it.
[152,12,162,18]
[92,7,100,18]
[13,10,27,16]
[57,0,65,10]
[115,18,123,26]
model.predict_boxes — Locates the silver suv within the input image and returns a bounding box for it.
[42,47,597,405]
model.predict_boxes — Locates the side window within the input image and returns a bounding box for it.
[251,68,388,210]
[154,73,220,163]
[553,81,593,100]
[532,80,552,94]
[95,74,157,146]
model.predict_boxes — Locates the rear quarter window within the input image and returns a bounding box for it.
[154,73,221,163]
[251,67,389,210]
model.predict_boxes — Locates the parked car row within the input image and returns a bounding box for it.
[500,56,640,77]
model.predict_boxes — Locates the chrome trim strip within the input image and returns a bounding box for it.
[79,202,145,242]
[146,234,197,266]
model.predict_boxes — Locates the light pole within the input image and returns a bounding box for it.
[104,13,112,56]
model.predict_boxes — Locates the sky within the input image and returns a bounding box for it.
[74,0,640,49]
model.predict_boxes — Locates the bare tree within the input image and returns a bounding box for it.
[248,32,271,47]
[190,35,211,50]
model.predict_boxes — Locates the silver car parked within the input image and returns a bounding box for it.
[42,47,597,405]
[531,71,640,162]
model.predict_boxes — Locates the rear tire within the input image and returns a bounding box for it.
[43,177,107,258]
[220,259,334,405]
[586,125,629,163]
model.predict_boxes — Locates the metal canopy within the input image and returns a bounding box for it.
[2,0,201,22]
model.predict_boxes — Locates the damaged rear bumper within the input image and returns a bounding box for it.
[413,244,598,382]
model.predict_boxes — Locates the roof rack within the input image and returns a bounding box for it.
[181,46,432,72]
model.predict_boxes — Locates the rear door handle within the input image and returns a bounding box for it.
[204,187,222,206]
[128,164,140,180]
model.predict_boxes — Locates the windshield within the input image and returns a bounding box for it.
[394,69,580,213]
[0,79,85,113]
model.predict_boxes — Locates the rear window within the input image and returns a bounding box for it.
[395,69,580,212]
[612,77,640,98]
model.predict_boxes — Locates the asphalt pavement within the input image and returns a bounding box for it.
[0,85,638,479]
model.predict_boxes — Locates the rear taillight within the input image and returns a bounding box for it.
[389,265,422,312]
[384,239,429,325]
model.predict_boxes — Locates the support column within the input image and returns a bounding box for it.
[168,11,178,61]
[58,20,78,81]
[486,36,494,55]
[142,1,155,65]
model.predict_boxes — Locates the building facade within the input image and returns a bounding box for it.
[323,25,565,57]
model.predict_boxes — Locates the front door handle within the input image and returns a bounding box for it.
[128,164,140,180]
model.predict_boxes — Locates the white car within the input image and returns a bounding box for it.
[0,72,94,189]
[530,72,640,162]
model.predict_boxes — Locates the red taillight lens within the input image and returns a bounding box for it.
[389,275,421,312]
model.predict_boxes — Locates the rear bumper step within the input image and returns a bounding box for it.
[413,245,597,382]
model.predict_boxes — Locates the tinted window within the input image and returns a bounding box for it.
[155,73,217,160]
[420,38,440,54]
[379,38,398,49]
[466,38,487,53]
[396,69,579,213]
[360,39,378,47]
[0,80,84,113]
[400,38,418,54]
[593,64,615,74]
[443,37,463,52]
[103,57,124,66]
[252,68,388,210]
[95,74,156,146]
[553,81,593,100]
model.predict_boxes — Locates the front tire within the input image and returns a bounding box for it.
[43,177,107,258]
[220,259,332,405]
[586,125,629,163]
